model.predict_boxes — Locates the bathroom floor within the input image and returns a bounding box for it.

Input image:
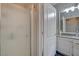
[55,51,65,56]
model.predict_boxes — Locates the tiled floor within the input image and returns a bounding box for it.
[55,53,63,56]
[55,51,65,56]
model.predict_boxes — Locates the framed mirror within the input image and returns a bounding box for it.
[59,4,79,37]
[61,17,79,33]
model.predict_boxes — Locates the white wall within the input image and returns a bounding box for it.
[0,3,43,56]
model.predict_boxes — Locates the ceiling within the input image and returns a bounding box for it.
[51,3,75,11]
[51,3,57,6]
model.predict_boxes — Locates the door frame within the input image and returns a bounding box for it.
[0,3,1,56]
[36,4,44,56]
[31,3,44,56]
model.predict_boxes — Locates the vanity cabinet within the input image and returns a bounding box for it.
[73,39,79,56]
[58,4,79,56]
[58,37,79,56]
[58,37,73,56]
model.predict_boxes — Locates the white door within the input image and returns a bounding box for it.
[44,4,56,56]
[1,4,31,56]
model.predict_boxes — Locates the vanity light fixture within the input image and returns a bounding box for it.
[63,6,75,13]
[62,4,79,13]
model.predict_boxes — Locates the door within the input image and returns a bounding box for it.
[43,4,56,56]
[1,4,31,56]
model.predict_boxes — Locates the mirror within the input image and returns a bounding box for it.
[60,17,79,33]
[59,4,79,36]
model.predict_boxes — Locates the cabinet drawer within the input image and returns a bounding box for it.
[57,37,73,56]
[73,43,79,56]
[73,39,79,44]
[73,39,79,56]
